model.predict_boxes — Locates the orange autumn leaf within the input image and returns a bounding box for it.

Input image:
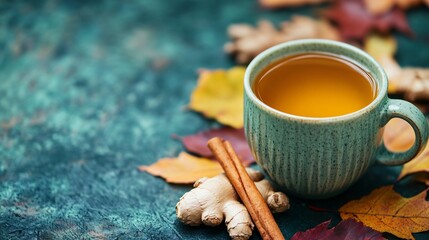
[189,67,245,128]
[364,0,429,15]
[340,186,429,239]
[139,152,223,184]
[259,0,330,8]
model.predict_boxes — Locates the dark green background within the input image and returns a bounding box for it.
[0,0,428,239]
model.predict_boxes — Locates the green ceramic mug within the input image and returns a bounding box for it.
[244,39,429,199]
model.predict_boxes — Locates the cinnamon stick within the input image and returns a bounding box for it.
[208,137,285,240]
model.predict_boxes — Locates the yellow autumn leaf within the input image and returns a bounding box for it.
[364,33,397,60]
[139,152,223,184]
[189,67,245,128]
[340,186,429,240]
[364,34,429,101]
[364,34,402,94]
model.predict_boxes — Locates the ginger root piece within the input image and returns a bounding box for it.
[224,16,340,64]
[176,168,289,240]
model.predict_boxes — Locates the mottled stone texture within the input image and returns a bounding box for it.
[0,0,428,239]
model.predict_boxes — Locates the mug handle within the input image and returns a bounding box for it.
[376,99,429,165]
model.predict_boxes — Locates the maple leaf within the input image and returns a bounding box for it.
[291,219,384,240]
[259,0,330,9]
[189,67,245,128]
[325,0,412,40]
[225,16,340,64]
[340,186,429,239]
[178,127,255,166]
[139,152,223,184]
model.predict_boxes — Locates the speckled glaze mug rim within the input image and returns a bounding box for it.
[244,39,388,124]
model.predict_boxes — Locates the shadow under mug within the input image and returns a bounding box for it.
[244,39,429,199]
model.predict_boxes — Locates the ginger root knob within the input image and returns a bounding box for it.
[176,168,289,240]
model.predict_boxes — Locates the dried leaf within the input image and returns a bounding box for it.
[139,152,223,184]
[260,0,330,9]
[189,67,245,128]
[340,186,429,239]
[224,16,340,64]
[291,219,384,240]
[364,0,428,15]
[364,34,429,101]
[325,0,412,40]
[179,127,255,166]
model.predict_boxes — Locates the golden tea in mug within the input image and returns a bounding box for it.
[252,53,376,118]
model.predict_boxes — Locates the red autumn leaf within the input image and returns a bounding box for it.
[177,127,255,166]
[291,219,385,240]
[325,0,412,40]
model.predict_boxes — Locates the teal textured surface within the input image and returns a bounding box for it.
[0,0,429,239]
